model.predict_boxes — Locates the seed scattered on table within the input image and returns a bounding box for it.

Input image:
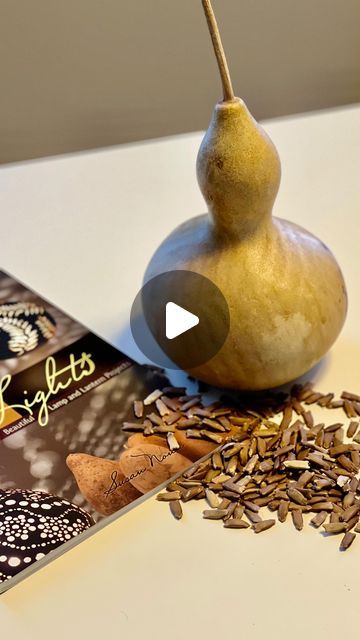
[253,519,276,534]
[288,488,307,506]
[224,518,250,529]
[156,491,181,502]
[340,532,356,551]
[167,432,180,450]
[347,421,359,438]
[133,400,144,418]
[170,500,183,520]
[143,389,164,405]
[278,500,289,523]
[323,522,348,534]
[127,381,360,551]
[203,509,228,520]
[292,509,304,531]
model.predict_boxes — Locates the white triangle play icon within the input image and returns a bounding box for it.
[165,302,199,340]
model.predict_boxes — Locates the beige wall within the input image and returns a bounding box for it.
[0,0,359,164]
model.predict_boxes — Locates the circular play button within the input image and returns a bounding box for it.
[130,270,230,370]
[165,302,199,339]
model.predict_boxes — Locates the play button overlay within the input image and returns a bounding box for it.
[130,270,230,370]
[166,302,199,339]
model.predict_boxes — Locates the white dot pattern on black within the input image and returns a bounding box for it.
[0,489,94,583]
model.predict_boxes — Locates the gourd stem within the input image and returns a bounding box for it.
[201,0,235,101]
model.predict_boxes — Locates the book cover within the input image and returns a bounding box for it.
[0,269,202,593]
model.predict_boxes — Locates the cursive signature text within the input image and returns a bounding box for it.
[104,449,177,497]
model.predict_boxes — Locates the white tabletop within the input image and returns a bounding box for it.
[1,104,360,639]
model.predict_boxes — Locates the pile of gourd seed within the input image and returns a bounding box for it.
[124,383,360,551]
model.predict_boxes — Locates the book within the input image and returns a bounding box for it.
[0,269,202,594]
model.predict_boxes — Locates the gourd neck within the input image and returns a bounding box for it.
[196,98,281,240]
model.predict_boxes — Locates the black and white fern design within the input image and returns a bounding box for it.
[0,302,56,359]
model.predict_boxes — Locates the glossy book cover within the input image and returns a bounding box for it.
[0,269,203,594]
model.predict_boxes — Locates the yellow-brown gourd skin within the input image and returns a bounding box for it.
[145,98,347,390]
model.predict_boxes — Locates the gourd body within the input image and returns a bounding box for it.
[145,99,347,389]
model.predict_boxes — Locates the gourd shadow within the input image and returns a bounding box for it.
[269,353,331,395]
[195,354,332,407]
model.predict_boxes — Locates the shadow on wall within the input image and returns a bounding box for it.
[0,0,359,164]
